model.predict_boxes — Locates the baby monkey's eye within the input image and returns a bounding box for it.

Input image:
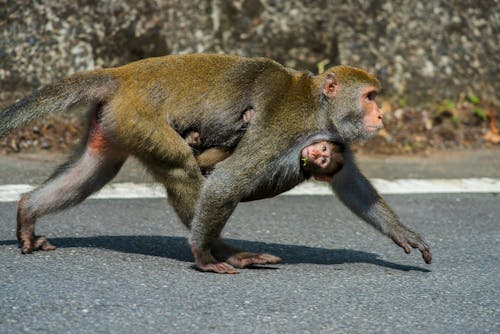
[321,157,327,163]
[322,145,327,152]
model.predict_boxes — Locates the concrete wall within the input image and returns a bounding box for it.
[1,0,498,105]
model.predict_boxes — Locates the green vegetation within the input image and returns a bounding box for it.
[466,94,480,105]
[473,107,488,120]
[397,98,407,107]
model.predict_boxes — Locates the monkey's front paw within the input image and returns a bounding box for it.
[191,245,239,274]
[390,230,432,264]
[19,235,56,254]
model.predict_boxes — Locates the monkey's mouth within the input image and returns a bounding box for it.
[366,125,384,131]
[301,147,312,162]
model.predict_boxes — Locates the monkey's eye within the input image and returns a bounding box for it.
[321,157,327,163]
[322,145,327,152]
[366,91,377,101]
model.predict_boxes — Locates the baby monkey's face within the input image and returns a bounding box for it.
[301,141,344,177]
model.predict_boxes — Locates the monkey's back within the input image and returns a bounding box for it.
[107,54,292,148]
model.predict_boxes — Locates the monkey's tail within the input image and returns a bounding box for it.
[0,70,117,138]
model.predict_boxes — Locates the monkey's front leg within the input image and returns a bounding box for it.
[189,169,281,274]
[189,176,241,274]
[331,149,432,264]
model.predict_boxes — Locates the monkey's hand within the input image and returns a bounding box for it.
[389,227,432,264]
[191,245,239,274]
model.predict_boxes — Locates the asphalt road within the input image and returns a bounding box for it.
[0,194,498,333]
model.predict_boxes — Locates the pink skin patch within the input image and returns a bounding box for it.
[87,114,109,152]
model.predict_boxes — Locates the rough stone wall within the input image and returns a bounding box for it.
[1,0,498,105]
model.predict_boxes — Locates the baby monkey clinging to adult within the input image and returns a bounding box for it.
[183,107,343,179]
[185,129,343,180]
[183,108,257,175]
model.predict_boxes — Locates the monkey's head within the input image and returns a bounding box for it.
[319,65,382,143]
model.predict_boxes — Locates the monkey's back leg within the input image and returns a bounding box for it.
[17,113,128,254]
[124,121,266,270]
[120,113,204,228]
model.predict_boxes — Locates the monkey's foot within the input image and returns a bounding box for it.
[191,246,239,274]
[225,252,281,268]
[19,235,56,254]
[211,241,281,268]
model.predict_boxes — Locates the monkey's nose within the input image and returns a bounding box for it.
[312,150,323,158]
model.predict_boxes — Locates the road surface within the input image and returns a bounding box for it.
[0,149,499,333]
[0,193,498,333]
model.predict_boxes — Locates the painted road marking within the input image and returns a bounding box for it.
[0,179,499,202]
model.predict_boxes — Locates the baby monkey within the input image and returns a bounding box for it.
[300,140,344,182]
[183,107,343,178]
[187,136,342,178]
[182,107,343,178]
[184,108,256,174]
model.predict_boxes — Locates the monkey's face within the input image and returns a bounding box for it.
[321,66,383,143]
[300,141,343,175]
[301,141,332,171]
[328,85,383,143]
[360,86,383,136]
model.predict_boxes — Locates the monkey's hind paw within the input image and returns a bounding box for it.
[226,252,282,269]
[191,245,239,274]
[20,235,56,254]
[210,241,281,269]
[194,261,239,274]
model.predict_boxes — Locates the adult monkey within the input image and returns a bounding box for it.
[0,54,431,273]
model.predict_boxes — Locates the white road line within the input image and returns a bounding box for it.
[0,179,499,202]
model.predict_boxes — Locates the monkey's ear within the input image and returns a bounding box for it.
[322,73,338,99]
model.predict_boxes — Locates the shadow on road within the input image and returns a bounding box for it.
[0,235,430,272]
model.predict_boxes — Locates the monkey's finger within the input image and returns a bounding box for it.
[421,249,432,264]
[213,262,239,274]
[392,235,412,254]
[33,236,56,251]
[399,241,412,254]
[240,253,281,266]
[257,253,281,264]
[195,261,239,274]
[406,239,432,264]
[408,240,432,264]
[20,244,33,254]
[40,241,57,251]
[227,253,281,268]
